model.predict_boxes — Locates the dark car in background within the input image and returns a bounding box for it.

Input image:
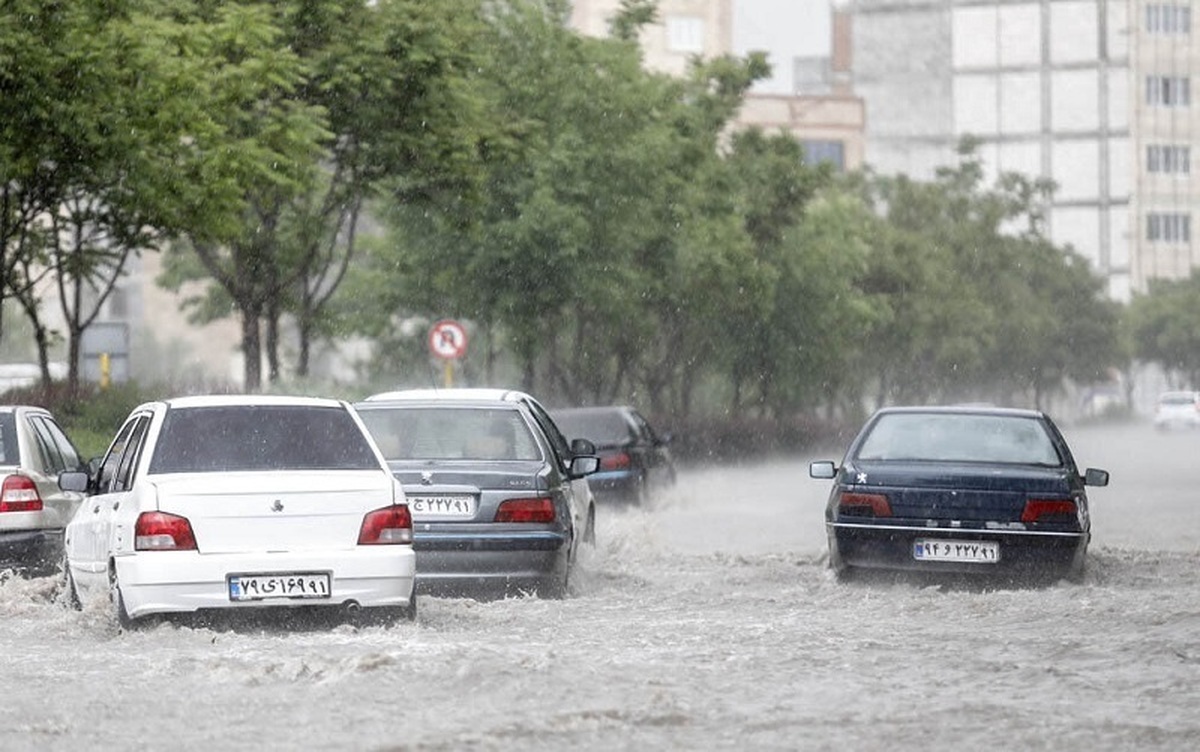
[0,405,87,575]
[356,389,599,598]
[550,405,676,505]
[809,406,1108,583]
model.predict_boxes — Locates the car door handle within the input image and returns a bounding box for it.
[92,505,100,514]
[111,502,120,511]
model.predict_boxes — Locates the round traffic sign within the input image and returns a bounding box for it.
[428,319,468,360]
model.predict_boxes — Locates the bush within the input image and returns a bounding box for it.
[1,381,167,459]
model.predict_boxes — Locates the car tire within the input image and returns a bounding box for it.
[110,574,139,631]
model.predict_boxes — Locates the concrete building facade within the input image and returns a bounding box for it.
[852,0,1134,300]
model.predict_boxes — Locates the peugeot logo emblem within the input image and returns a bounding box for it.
[421,471,434,486]
[271,500,284,512]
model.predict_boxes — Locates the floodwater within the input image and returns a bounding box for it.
[1,421,1197,750]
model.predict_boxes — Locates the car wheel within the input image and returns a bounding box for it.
[540,564,570,600]
[632,473,650,506]
[110,573,139,630]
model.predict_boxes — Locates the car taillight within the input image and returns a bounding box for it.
[837,492,892,517]
[135,512,198,551]
[494,497,555,523]
[0,475,42,513]
[358,505,413,545]
[600,452,631,471]
[1021,499,1077,524]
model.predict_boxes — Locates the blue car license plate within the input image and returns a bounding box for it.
[228,573,331,601]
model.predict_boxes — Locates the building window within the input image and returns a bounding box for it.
[665,16,704,53]
[1147,145,1191,174]
[801,140,846,171]
[1146,212,1191,242]
[1146,4,1192,34]
[1145,75,1191,106]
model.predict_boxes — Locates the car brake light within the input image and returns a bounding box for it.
[358,505,413,544]
[135,512,198,551]
[0,475,42,513]
[1021,499,1077,524]
[837,492,892,517]
[600,452,631,471]
[495,497,555,523]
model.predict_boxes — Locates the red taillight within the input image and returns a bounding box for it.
[0,475,42,513]
[837,492,892,517]
[1021,499,1077,524]
[494,497,555,523]
[358,505,413,545]
[135,512,198,551]
[600,452,631,471]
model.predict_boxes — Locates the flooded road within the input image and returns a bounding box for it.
[0,420,1197,750]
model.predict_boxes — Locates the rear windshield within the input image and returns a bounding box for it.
[551,410,632,444]
[0,413,16,465]
[149,405,380,473]
[856,413,1063,466]
[357,406,541,461]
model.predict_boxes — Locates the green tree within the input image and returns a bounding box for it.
[1126,271,1200,387]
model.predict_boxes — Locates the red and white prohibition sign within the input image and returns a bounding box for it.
[428,319,468,360]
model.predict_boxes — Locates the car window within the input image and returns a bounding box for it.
[0,413,16,466]
[149,405,380,473]
[27,415,69,474]
[111,415,152,492]
[357,406,542,461]
[37,415,83,471]
[551,410,633,445]
[524,398,573,465]
[856,413,1063,466]
[98,415,143,493]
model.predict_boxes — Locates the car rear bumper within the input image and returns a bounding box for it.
[828,522,1088,577]
[413,531,569,594]
[110,547,416,619]
[586,469,644,501]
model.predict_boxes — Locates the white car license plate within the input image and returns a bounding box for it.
[228,573,331,601]
[408,494,477,518]
[913,539,999,563]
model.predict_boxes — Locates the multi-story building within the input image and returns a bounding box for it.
[1131,1,1198,290]
[852,0,1134,300]
[570,0,867,170]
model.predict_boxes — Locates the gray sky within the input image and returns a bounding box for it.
[733,0,831,95]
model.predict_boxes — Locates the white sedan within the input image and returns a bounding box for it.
[59,395,416,628]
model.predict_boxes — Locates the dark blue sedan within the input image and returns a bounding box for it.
[809,406,1109,582]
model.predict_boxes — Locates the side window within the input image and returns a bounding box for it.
[522,399,573,466]
[27,416,66,474]
[39,417,83,471]
[111,416,151,493]
[97,417,141,493]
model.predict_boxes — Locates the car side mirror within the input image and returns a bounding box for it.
[570,438,596,456]
[568,455,600,479]
[656,431,673,446]
[809,461,837,480]
[58,470,91,494]
[1083,468,1109,487]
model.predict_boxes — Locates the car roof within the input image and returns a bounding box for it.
[549,405,635,415]
[159,394,349,409]
[872,405,1047,420]
[361,388,531,405]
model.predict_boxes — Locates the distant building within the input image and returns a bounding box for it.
[849,0,1133,300]
[570,0,866,170]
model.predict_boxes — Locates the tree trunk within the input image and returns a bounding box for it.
[242,308,263,392]
[266,303,281,385]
